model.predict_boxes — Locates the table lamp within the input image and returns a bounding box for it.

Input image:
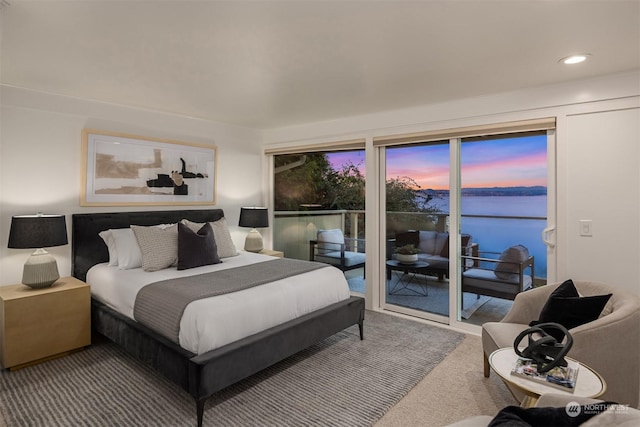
[8,213,68,288]
[238,207,269,252]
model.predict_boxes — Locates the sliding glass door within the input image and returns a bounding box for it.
[383,141,450,321]
[458,132,548,325]
[379,128,553,325]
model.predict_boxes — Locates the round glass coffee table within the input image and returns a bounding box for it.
[489,348,606,407]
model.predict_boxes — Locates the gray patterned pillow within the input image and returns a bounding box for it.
[131,224,178,271]
[495,245,529,280]
[181,218,238,258]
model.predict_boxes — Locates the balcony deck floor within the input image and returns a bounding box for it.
[344,268,512,325]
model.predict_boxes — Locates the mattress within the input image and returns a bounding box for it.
[87,251,351,354]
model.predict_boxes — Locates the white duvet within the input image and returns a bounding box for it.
[87,251,351,355]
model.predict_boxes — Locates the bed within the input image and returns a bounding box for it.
[71,209,365,426]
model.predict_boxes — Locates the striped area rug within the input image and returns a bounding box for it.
[0,311,464,426]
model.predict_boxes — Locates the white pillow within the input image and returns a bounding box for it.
[98,230,118,267]
[181,218,238,258]
[110,228,143,270]
[131,224,178,272]
[317,229,345,254]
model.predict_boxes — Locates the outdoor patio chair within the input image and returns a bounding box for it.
[461,244,534,301]
[309,229,365,273]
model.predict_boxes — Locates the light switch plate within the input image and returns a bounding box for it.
[579,220,592,236]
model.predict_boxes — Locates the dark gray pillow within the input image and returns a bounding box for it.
[177,222,221,270]
[494,245,529,280]
[396,230,420,248]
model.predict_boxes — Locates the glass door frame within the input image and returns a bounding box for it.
[376,142,450,325]
[450,130,557,331]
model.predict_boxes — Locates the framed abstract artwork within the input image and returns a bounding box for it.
[81,129,217,206]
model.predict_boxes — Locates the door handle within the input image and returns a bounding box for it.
[542,226,556,248]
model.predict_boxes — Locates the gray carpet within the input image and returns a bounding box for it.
[0,311,464,427]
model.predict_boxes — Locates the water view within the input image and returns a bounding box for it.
[326,134,549,280]
[431,194,548,278]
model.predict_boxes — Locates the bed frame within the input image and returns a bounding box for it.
[71,209,365,427]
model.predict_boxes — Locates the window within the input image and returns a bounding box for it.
[268,147,366,294]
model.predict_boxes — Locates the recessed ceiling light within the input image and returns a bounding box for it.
[560,54,591,65]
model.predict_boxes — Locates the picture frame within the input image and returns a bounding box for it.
[81,129,217,206]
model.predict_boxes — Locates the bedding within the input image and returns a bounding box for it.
[87,251,351,354]
[98,218,236,271]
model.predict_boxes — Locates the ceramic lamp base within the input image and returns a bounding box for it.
[244,229,264,253]
[22,249,60,288]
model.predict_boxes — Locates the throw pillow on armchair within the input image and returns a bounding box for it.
[528,279,612,341]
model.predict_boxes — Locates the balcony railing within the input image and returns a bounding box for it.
[273,210,364,260]
[274,210,547,278]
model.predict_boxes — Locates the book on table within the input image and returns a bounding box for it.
[510,357,579,392]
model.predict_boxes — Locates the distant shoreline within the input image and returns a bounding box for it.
[422,186,547,197]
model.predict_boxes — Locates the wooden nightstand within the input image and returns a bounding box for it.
[260,249,284,258]
[0,276,91,370]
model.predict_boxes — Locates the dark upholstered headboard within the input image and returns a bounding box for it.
[72,209,225,281]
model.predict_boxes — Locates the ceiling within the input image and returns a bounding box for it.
[2,1,639,129]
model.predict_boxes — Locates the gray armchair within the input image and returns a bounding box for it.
[482,280,640,407]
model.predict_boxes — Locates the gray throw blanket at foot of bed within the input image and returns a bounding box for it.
[134,258,327,343]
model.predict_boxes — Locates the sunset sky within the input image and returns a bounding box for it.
[328,134,547,189]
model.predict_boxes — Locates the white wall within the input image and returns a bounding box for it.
[563,108,640,290]
[263,71,640,297]
[0,86,263,285]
